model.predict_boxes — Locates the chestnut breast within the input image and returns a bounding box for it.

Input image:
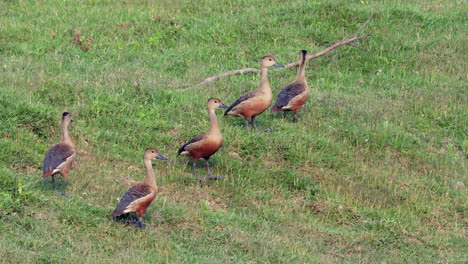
[191,135,223,160]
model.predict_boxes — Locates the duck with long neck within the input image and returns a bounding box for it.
[178,98,228,181]
[272,50,309,122]
[42,112,75,196]
[224,56,284,131]
[112,148,167,229]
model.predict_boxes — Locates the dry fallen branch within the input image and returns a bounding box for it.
[281,33,372,69]
[196,68,259,87]
[187,13,374,90]
[353,13,375,38]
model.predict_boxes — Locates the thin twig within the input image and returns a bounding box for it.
[353,13,375,38]
[196,68,259,87]
[281,34,371,69]
[347,43,363,49]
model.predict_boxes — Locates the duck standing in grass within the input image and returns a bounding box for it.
[112,148,167,229]
[42,112,75,196]
[178,98,228,181]
[272,50,309,122]
[224,56,284,131]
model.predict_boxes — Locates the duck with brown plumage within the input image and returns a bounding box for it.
[112,148,167,229]
[272,50,309,122]
[42,112,75,196]
[224,56,284,131]
[178,98,228,181]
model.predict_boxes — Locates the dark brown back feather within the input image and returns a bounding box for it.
[112,183,153,216]
[273,83,305,109]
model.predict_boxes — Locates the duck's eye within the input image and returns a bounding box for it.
[269,59,272,61]
[151,151,155,153]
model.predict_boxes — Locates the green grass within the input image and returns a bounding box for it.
[0,0,466,263]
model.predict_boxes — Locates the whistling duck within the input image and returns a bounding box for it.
[272,50,309,122]
[178,98,228,181]
[224,56,284,131]
[112,148,167,229]
[42,112,75,196]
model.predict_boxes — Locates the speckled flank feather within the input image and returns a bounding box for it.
[111,183,156,217]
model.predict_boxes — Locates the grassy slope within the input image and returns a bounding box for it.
[0,0,466,263]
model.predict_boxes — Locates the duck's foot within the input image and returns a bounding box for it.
[131,217,145,229]
[255,128,272,133]
[113,214,144,229]
[293,114,299,123]
[197,176,224,181]
[113,214,137,225]
[54,190,71,197]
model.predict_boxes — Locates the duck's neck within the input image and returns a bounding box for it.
[142,159,157,187]
[296,56,307,87]
[208,109,220,134]
[60,122,72,146]
[258,67,271,93]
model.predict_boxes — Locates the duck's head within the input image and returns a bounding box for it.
[261,56,284,68]
[61,112,73,124]
[299,50,308,63]
[144,148,168,161]
[207,97,228,111]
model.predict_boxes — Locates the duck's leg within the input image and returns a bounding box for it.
[136,217,144,229]
[206,160,212,178]
[293,113,299,123]
[252,116,271,132]
[244,119,250,129]
[192,161,197,178]
[251,117,259,132]
[62,178,71,197]
[54,177,71,197]
[198,160,223,181]
[127,215,144,229]
[51,175,56,190]
[282,111,287,119]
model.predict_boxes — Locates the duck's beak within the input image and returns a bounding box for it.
[274,62,285,68]
[156,153,168,161]
[219,102,228,109]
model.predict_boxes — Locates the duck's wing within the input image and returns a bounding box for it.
[42,144,75,177]
[272,83,305,110]
[224,91,257,115]
[111,183,153,216]
[178,133,207,155]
